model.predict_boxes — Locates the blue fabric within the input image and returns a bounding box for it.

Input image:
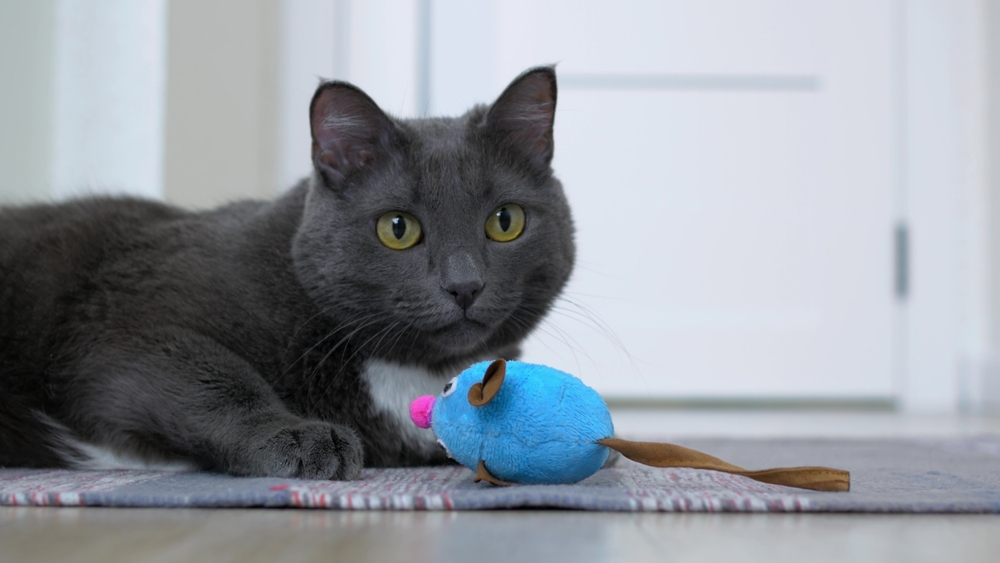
[432,361,613,484]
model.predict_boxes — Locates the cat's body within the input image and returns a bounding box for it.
[0,68,574,478]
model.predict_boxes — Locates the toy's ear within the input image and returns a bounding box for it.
[468,359,506,407]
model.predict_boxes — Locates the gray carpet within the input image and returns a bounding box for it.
[2,438,999,512]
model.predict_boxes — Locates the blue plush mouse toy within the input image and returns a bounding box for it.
[410,359,849,491]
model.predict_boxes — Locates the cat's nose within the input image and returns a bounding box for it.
[446,281,484,310]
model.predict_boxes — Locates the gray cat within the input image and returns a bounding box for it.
[0,67,574,479]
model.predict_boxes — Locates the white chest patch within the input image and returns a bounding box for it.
[362,359,452,453]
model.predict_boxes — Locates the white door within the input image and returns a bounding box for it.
[430,0,897,400]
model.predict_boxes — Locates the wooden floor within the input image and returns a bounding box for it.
[3,507,1000,563]
[3,411,1000,563]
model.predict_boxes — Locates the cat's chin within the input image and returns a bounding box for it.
[426,318,495,356]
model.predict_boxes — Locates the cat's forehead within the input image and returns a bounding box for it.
[355,110,542,214]
[396,114,516,203]
[406,116,473,154]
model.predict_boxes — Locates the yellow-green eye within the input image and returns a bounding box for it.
[485,204,525,242]
[377,212,422,250]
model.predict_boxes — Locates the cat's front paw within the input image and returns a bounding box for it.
[246,420,363,480]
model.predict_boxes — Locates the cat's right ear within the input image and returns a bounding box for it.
[310,81,396,189]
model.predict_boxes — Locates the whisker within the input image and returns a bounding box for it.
[515,296,641,378]
[312,320,402,406]
[369,320,402,359]
[277,311,376,383]
[522,314,601,373]
[382,321,416,360]
[291,314,386,398]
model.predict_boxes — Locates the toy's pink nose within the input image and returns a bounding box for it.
[410,395,435,429]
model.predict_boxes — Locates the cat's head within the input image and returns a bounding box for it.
[292,67,574,368]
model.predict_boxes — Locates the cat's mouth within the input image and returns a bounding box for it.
[427,317,494,351]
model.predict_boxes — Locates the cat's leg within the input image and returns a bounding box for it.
[68,329,363,479]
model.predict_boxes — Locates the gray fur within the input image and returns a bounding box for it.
[0,67,574,478]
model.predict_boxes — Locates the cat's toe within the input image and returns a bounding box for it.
[255,420,364,480]
[296,422,363,480]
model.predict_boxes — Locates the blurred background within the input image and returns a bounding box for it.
[1,0,999,415]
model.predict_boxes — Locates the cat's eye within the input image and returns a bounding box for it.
[441,377,458,398]
[377,212,422,250]
[485,204,525,242]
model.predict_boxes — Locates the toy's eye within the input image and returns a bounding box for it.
[485,204,525,242]
[441,376,458,398]
[377,212,422,250]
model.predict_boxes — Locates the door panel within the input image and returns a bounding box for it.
[521,87,892,397]
[482,1,897,398]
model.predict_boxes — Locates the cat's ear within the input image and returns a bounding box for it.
[483,67,557,170]
[310,81,396,188]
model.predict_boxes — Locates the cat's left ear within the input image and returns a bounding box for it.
[310,81,396,189]
[483,67,557,170]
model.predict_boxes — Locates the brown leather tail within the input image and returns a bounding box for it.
[598,438,850,492]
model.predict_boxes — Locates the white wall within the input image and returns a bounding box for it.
[902,0,1000,413]
[901,0,963,411]
[0,0,55,205]
[0,1,168,205]
[50,0,168,201]
[163,0,282,208]
[427,0,497,116]
[957,0,1000,413]
[343,0,421,117]
[277,0,337,190]
[275,0,423,189]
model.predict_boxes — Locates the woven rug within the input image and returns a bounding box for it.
[2,437,999,512]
